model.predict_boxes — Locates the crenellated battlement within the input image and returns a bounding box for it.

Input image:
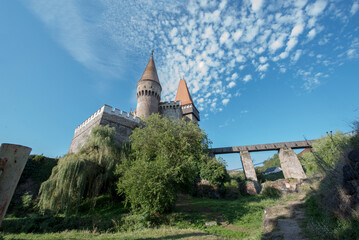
[74,104,140,133]
[159,101,181,109]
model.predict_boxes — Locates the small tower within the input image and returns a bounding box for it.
[175,79,200,122]
[136,51,162,119]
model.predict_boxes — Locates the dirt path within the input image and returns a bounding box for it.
[262,194,308,240]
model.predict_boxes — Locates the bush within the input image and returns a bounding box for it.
[261,186,281,198]
[21,192,33,210]
[200,157,229,187]
[300,131,356,176]
[116,114,209,215]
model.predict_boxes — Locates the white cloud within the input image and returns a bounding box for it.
[270,38,285,52]
[228,81,236,88]
[250,0,263,12]
[233,29,243,41]
[222,98,230,105]
[306,0,327,17]
[292,49,303,62]
[26,0,359,114]
[286,38,298,51]
[258,63,269,71]
[220,31,230,44]
[259,56,267,63]
[280,52,288,59]
[231,73,238,80]
[243,74,252,82]
[307,29,316,40]
[169,27,178,39]
[290,24,304,37]
[351,1,359,15]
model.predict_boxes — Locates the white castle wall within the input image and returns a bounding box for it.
[69,104,140,153]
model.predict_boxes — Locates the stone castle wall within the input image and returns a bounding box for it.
[159,101,182,120]
[68,105,140,153]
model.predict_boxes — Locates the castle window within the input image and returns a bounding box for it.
[142,90,144,96]
[145,90,148,95]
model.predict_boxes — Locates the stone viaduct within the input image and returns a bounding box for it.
[210,140,315,182]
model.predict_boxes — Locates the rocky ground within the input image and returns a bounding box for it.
[262,193,308,240]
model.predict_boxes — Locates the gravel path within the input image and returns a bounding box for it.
[262,195,308,240]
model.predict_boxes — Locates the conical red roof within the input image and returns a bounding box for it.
[175,79,194,106]
[138,51,160,84]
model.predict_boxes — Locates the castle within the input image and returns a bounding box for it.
[68,52,200,153]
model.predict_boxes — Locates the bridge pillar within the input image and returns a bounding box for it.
[239,150,258,182]
[278,147,306,179]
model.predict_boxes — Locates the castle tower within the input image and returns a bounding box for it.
[136,51,162,119]
[175,79,200,122]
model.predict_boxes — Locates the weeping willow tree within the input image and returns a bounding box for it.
[38,125,127,213]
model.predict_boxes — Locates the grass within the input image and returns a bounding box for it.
[1,193,302,240]
[1,227,227,240]
[302,193,359,240]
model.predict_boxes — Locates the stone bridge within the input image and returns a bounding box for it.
[209,140,315,182]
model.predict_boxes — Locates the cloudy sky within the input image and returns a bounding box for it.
[1,0,358,169]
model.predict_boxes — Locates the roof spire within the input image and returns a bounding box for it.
[138,51,160,85]
[175,79,194,106]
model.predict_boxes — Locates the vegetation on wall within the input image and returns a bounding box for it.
[300,130,355,177]
[38,125,122,213]
[116,114,210,215]
[302,126,359,239]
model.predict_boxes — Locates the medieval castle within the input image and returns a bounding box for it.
[68,52,200,153]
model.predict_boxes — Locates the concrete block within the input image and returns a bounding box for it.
[240,150,258,182]
[0,144,31,226]
[279,147,306,179]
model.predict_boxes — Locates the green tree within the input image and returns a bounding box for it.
[38,125,122,213]
[263,153,280,169]
[116,114,209,215]
[200,157,229,187]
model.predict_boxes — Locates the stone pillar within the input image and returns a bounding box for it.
[279,147,306,179]
[240,151,258,181]
[0,143,32,227]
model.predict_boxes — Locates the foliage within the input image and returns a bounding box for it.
[261,186,281,198]
[38,125,122,214]
[300,131,355,176]
[200,157,229,187]
[20,154,58,184]
[116,114,209,215]
[304,194,359,239]
[21,192,33,210]
[263,153,280,170]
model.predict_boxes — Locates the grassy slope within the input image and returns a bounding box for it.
[1,193,302,240]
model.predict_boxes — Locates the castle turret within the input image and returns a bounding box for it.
[136,51,162,119]
[175,79,200,122]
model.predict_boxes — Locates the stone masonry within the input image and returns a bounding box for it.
[240,150,258,182]
[68,105,140,153]
[278,147,306,179]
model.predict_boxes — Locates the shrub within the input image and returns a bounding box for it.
[261,186,281,198]
[21,192,33,210]
[116,114,209,215]
[300,131,355,176]
[200,157,229,187]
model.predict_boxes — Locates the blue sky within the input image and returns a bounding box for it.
[1,0,358,170]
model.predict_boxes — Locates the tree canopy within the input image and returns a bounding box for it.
[116,114,210,215]
[38,125,122,213]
